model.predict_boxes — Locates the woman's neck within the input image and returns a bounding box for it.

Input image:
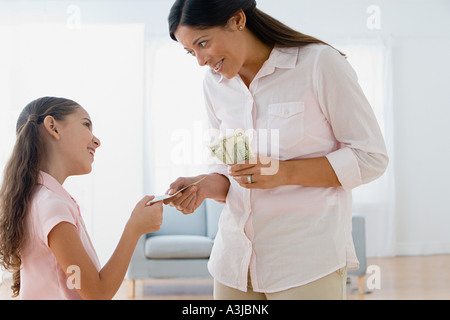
[239,32,273,88]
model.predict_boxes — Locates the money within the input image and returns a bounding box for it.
[147,177,206,206]
[208,129,255,165]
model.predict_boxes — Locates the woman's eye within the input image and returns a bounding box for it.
[186,50,195,56]
[199,41,207,48]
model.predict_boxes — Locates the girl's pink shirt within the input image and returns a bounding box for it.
[20,171,101,300]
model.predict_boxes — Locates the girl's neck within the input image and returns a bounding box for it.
[39,163,68,185]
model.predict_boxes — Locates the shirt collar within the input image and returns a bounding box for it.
[218,46,299,83]
[271,46,300,69]
[38,171,76,204]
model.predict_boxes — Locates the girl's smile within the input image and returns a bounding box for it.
[87,147,96,158]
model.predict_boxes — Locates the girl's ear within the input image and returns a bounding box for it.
[42,115,61,140]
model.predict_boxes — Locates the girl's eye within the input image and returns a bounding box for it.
[199,41,207,48]
[187,50,195,57]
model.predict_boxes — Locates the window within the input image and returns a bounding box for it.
[336,39,395,257]
[145,40,209,195]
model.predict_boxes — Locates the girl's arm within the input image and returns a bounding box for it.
[48,196,163,300]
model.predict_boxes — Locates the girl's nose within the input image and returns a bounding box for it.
[93,135,101,148]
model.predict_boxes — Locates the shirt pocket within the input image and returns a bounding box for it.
[268,102,305,152]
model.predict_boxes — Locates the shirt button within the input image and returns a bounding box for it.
[284,110,290,116]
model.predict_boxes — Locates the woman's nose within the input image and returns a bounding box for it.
[196,52,208,67]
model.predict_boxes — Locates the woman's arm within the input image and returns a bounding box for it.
[48,196,163,300]
[231,47,389,190]
[229,155,341,189]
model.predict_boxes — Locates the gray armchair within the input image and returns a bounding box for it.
[348,215,367,293]
[126,199,367,298]
[126,199,222,298]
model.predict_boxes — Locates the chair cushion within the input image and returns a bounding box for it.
[144,235,214,259]
[150,203,207,237]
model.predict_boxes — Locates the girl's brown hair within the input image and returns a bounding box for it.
[169,0,344,55]
[0,97,79,297]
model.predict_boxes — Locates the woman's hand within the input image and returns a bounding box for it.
[163,176,205,215]
[164,174,230,215]
[229,155,286,189]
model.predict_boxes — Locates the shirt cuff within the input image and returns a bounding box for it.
[326,147,362,191]
[208,163,229,178]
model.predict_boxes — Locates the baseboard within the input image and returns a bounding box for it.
[395,242,450,256]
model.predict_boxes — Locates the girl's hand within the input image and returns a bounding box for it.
[128,196,163,236]
[229,156,285,189]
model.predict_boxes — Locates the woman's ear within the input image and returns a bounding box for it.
[228,10,247,31]
[42,115,61,140]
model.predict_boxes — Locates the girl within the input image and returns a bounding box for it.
[0,97,163,299]
[165,0,388,300]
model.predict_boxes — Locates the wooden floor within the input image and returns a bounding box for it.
[2,255,448,300]
[114,255,450,300]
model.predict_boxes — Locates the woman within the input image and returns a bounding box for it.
[0,97,163,299]
[165,0,388,300]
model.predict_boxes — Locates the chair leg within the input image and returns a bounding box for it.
[358,276,365,294]
[127,280,135,299]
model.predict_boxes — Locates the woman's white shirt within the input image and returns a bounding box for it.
[204,44,388,293]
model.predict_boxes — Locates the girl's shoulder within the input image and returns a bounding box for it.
[33,184,73,210]
[30,185,78,226]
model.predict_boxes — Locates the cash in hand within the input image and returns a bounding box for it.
[208,129,255,165]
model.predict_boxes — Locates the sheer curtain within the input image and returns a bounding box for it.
[145,39,209,195]
[335,38,396,257]
[145,37,395,257]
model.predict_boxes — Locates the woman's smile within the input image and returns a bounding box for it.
[211,59,224,73]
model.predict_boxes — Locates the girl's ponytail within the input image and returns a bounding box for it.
[0,115,42,297]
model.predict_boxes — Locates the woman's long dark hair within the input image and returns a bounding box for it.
[169,0,343,54]
[0,97,79,298]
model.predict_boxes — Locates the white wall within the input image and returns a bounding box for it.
[392,37,450,255]
[1,0,449,257]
